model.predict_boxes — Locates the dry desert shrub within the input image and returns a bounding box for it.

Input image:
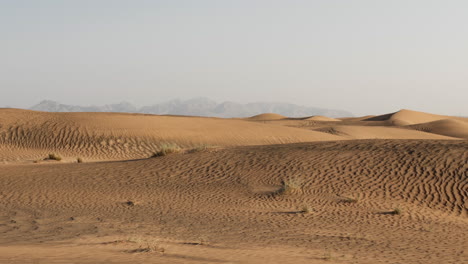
[77,157,83,163]
[193,235,209,246]
[300,204,312,214]
[323,251,333,261]
[390,208,402,215]
[47,153,62,161]
[340,196,359,204]
[277,177,303,195]
[126,237,165,254]
[151,143,182,157]
[125,200,136,206]
[131,244,165,253]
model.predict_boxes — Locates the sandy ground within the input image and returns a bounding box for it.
[0,109,467,263]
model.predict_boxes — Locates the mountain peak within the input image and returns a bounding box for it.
[30,99,353,118]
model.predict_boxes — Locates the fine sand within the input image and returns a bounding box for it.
[0,109,467,264]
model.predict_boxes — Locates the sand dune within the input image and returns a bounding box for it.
[1,109,463,164]
[407,119,468,139]
[314,125,459,139]
[0,109,342,162]
[364,109,468,125]
[0,108,467,263]
[0,140,467,263]
[247,113,287,121]
[245,110,466,141]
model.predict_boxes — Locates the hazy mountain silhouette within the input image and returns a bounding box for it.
[30,98,353,118]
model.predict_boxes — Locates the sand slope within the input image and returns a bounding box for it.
[314,125,458,139]
[1,109,465,164]
[364,109,468,125]
[247,109,467,140]
[0,108,467,263]
[247,113,287,121]
[0,109,342,162]
[407,119,468,139]
[0,140,466,263]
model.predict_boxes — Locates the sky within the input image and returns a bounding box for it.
[1,0,467,116]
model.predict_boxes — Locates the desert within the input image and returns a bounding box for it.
[3,1,468,262]
[0,108,466,264]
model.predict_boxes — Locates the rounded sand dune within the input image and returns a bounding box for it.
[0,109,343,162]
[314,125,459,140]
[364,109,468,125]
[247,113,287,121]
[407,119,468,139]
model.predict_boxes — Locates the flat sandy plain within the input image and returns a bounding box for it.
[0,108,467,264]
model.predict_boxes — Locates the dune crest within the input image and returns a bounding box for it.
[247,113,287,121]
[303,115,341,122]
[0,109,342,162]
[314,125,458,139]
[407,119,468,139]
[364,109,468,125]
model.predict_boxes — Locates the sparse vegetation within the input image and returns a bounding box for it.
[47,153,62,161]
[125,200,135,206]
[151,143,182,157]
[340,196,359,204]
[323,251,333,261]
[193,235,209,245]
[277,177,303,195]
[126,236,143,244]
[300,205,312,214]
[390,208,402,215]
[132,243,165,254]
[125,237,165,254]
[77,157,83,163]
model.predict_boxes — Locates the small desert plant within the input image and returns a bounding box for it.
[277,177,303,195]
[197,235,210,245]
[340,196,358,204]
[300,205,312,214]
[125,200,136,206]
[135,243,165,253]
[126,237,165,254]
[390,208,402,215]
[126,236,143,244]
[47,153,62,161]
[323,251,333,261]
[77,157,83,163]
[151,143,182,157]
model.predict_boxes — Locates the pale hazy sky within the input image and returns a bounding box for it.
[1,0,467,116]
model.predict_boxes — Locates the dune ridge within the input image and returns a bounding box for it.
[407,119,468,139]
[314,125,458,139]
[1,108,466,163]
[0,109,343,162]
[364,109,468,125]
[247,113,287,121]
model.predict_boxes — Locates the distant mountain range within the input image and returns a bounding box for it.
[29,98,353,118]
